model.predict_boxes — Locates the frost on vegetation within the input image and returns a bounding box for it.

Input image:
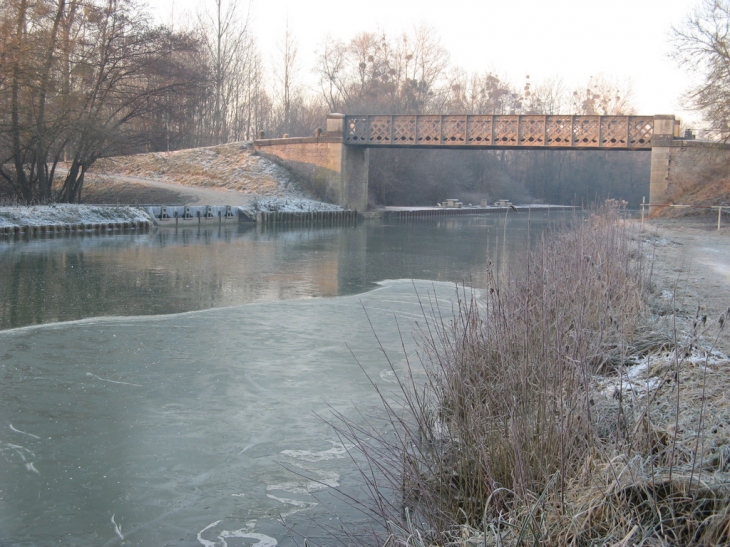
[597,346,730,400]
[661,289,675,300]
[631,346,730,369]
[0,205,151,227]
[243,197,344,214]
[644,237,674,246]
[93,142,339,206]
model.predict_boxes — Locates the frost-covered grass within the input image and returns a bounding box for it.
[243,197,344,214]
[0,205,152,227]
[93,142,312,198]
[0,200,342,229]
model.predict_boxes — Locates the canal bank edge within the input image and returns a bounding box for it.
[1,203,581,236]
[0,205,154,235]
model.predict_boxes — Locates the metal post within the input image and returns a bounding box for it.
[641,196,645,229]
[570,115,575,147]
[719,206,723,231]
[598,115,603,147]
[626,115,631,147]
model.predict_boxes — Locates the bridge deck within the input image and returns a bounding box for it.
[344,115,655,150]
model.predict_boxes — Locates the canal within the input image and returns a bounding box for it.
[0,213,563,546]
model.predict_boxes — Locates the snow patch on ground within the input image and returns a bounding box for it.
[597,347,730,400]
[0,205,152,228]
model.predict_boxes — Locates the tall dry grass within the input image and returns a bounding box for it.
[326,205,730,547]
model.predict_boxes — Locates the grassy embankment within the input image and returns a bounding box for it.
[334,206,729,546]
[656,172,730,220]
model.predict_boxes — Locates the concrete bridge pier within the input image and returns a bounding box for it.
[649,115,677,210]
[254,114,369,211]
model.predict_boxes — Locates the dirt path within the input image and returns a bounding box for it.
[90,174,258,206]
[641,216,730,354]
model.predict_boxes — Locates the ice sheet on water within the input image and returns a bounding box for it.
[279,441,349,462]
[197,520,278,547]
[0,279,463,546]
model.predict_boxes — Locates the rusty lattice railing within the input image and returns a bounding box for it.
[344,115,654,149]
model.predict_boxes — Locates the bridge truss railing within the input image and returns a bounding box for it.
[344,115,655,149]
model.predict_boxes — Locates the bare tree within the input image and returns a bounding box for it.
[316,35,349,112]
[570,75,636,115]
[197,0,253,144]
[273,20,301,135]
[0,0,203,203]
[474,72,520,113]
[314,26,449,115]
[672,0,730,139]
[397,25,450,113]
[524,76,570,114]
[234,41,269,141]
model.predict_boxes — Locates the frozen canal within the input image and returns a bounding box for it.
[0,214,560,546]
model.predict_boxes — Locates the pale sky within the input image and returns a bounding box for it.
[152,0,703,128]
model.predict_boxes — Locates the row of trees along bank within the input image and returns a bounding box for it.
[0,0,724,203]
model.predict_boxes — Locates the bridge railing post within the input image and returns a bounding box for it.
[326,113,345,135]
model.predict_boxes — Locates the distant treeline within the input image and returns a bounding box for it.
[0,0,643,203]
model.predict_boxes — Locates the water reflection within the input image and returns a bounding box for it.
[0,214,553,331]
[0,213,567,546]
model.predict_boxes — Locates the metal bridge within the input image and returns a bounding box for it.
[343,114,655,150]
[254,113,684,211]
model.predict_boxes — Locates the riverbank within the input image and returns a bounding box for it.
[0,141,347,210]
[336,209,730,547]
[641,215,730,354]
[0,205,153,233]
[81,141,316,206]
[0,196,347,234]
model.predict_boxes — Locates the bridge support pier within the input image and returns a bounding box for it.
[253,114,369,211]
[339,144,369,211]
[649,115,676,211]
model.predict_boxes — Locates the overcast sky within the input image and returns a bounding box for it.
[151,0,703,127]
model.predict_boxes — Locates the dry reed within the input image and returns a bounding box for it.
[322,204,730,547]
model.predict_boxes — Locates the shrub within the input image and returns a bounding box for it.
[326,206,730,546]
